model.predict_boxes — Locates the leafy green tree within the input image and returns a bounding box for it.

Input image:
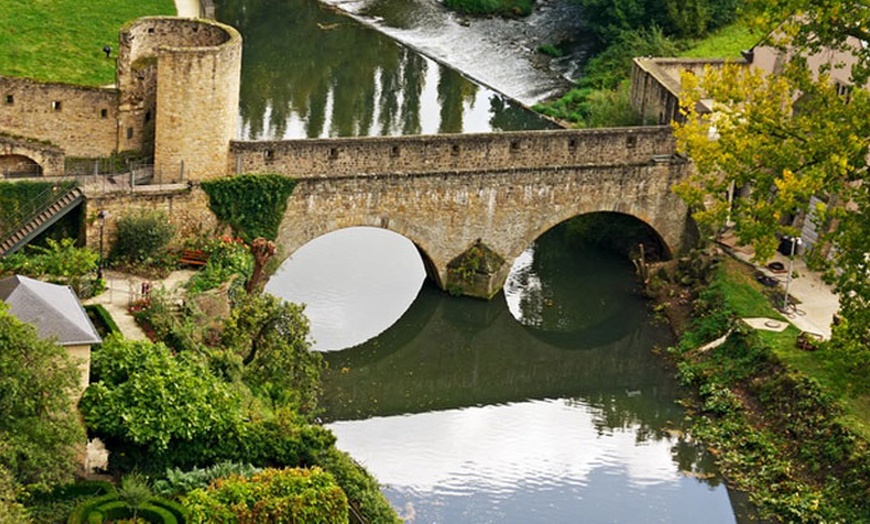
[0,304,85,491]
[673,0,870,379]
[221,293,325,414]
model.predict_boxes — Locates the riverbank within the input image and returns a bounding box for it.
[651,251,870,521]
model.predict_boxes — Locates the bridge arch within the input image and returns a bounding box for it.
[273,219,442,290]
[505,210,672,273]
[0,154,41,177]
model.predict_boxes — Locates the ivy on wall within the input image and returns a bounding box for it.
[201,174,296,242]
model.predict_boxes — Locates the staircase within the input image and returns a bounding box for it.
[0,186,85,256]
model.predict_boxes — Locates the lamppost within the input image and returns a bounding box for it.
[97,210,108,279]
[782,236,802,312]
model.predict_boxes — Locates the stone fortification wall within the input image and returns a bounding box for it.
[118,17,241,179]
[229,127,677,178]
[84,185,218,253]
[630,58,743,125]
[0,76,118,158]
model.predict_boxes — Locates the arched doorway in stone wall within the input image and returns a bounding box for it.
[0,154,42,178]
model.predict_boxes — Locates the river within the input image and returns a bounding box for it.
[220,0,754,521]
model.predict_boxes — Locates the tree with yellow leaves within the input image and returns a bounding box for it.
[673,0,870,380]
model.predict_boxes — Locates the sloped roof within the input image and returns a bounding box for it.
[0,275,101,346]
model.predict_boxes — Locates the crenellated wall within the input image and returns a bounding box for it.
[229,127,678,178]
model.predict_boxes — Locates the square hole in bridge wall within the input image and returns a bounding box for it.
[510,140,520,152]
[126,127,133,139]
[100,108,108,118]
[5,95,12,105]
[568,138,577,150]
[626,135,637,148]
[451,144,460,156]
[52,101,62,111]
[391,145,400,157]
[328,147,339,159]
[264,149,274,161]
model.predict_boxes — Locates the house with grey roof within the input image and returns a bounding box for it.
[0,274,101,399]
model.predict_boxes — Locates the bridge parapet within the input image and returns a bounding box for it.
[229,126,677,178]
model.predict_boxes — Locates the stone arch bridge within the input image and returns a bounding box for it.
[230,125,692,298]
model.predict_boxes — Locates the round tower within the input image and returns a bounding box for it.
[118,17,241,182]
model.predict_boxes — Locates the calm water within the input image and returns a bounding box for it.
[234,0,750,520]
[217,0,558,139]
[266,226,749,523]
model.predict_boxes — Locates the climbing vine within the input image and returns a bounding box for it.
[201,174,296,242]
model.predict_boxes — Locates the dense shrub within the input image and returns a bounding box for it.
[110,210,176,267]
[154,462,261,498]
[185,237,253,294]
[315,448,402,524]
[183,467,348,524]
[0,238,102,297]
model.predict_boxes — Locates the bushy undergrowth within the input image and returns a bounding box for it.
[666,254,870,521]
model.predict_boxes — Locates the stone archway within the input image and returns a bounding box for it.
[0,154,42,177]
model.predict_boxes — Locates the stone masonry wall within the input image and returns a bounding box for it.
[275,158,692,296]
[229,126,677,178]
[630,58,745,125]
[118,17,240,169]
[0,76,118,158]
[83,185,219,254]
[0,135,65,177]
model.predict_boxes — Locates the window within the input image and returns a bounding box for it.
[100,108,108,118]
[126,127,134,139]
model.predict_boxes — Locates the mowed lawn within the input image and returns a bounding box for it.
[0,0,176,86]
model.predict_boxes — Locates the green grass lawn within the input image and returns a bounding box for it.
[0,0,175,86]
[680,23,761,59]
[719,257,870,441]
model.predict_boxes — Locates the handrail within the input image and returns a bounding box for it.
[0,182,79,246]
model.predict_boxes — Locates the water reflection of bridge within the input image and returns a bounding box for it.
[321,282,678,422]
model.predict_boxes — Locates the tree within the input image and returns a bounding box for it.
[80,335,247,455]
[221,293,325,414]
[673,0,870,377]
[0,304,85,491]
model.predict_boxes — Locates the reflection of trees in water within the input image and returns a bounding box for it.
[218,0,487,138]
[511,222,637,331]
[566,392,723,483]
